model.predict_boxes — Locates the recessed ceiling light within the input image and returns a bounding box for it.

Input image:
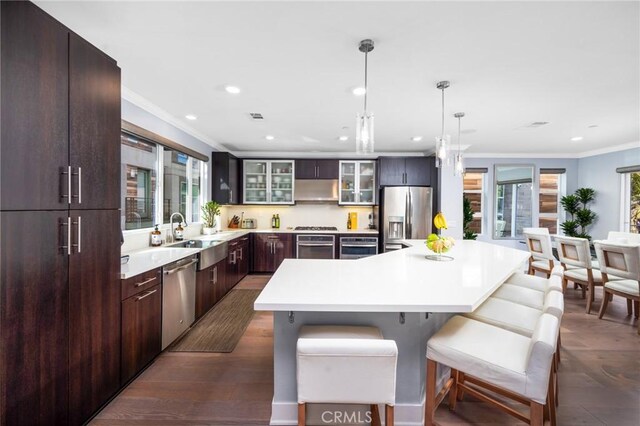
[225,85,241,94]
[265,135,275,141]
[588,124,599,128]
[352,87,366,96]
[185,114,197,120]
[339,136,349,141]
[571,136,584,141]
[411,136,423,142]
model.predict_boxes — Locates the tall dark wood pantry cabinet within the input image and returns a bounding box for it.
[0,2,122,425]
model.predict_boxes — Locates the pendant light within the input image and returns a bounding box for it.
[435,81,450,168]
[356,39,375,154]
[453,112,465,176]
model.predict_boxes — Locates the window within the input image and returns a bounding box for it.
[120,129,206,231]
[121,134,157,230]
[538,171,566,234]
[463,172,484,234]
[621,170,640,233]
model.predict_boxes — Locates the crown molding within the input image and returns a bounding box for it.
[233,151,428,159]
[121,86,229,152]
[465,141,639,159]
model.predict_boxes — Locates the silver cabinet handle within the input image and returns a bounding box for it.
[230,250,237,265]
[72,216,81,253]
[238,247,243,260]
[71,167,81,203]
[134,276,156,288]
[60,166,71,204]
[212,266,217,284]
[229,189,233,203]
[60,217,71,255]
[164,258,198,275]
[136,289,157,301]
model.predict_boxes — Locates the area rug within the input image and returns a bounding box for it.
[170,289,260,353]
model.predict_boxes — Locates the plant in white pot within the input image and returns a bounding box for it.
[201,201,221,235]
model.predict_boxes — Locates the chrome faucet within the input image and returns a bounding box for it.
[169,212,187,242]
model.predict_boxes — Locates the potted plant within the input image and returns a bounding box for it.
[201,201,221,235]
[560,188,596,240]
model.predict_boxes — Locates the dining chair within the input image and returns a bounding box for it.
[607,231,640,244]
[555,235,605,313]
[594,241,640,334]
[524,229,555,278]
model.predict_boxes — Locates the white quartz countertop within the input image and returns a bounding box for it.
[120,230,252,279]
[254,240,530,313]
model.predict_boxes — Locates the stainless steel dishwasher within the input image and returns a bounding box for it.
[162,256,198,350]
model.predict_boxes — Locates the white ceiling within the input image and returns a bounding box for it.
[36,1,640,155]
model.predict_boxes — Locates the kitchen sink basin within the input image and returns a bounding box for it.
[168,239,228,270]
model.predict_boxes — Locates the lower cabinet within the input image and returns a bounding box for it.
[237,236,250,280]
[120,282,162,383]
[252,233,294,273]
[196,259,227,320]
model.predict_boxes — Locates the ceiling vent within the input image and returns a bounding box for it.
[526,121,551,128]
[249,112,264,120]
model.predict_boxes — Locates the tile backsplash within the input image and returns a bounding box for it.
[220,204,375,231]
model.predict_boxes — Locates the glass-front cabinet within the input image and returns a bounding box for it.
[243,160,295,204]
[339,160,376,205]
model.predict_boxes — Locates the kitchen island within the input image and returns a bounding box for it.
[254,240,530,426]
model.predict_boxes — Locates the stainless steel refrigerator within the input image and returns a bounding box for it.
[380,186,433,252]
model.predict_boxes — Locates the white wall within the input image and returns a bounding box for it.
[438,164,464,240]
[577,147,640,240]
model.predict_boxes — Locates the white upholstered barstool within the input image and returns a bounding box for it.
[296,325,398,426]
[524,229,555,277]
[492,272,563,311]
[595,241,640,334]
[425,314,559,426]
[556,235,605,313]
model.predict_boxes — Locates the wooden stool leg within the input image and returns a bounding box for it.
[425,359,437,426]
[627,298,633,316]
[562,277,568,293]
[556,332,562,364]
[547,372,557,426]
[598,290,611,319]
[634,300,639,318]
[298,403,305,426]
[530,401,544,426]
[586,283,594,313]
[385,404,394,426]
[448,369,459,411]
[457,372,466,401]
[370,404,381,426]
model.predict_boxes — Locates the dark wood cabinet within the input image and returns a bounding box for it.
[121,268,162,301]
[196,258,228,318]
[1,3,122,424]
[68,209,121,425]
[378,156,434,186]
[226,239,240,293]
[252,233,294,273]
[212,152,240,204]
[69,33,121,210]
[237,236,250,280]
[121,283,161,384]
[1,211,70,425]
[296,159,339,179]
[1,1,69,211]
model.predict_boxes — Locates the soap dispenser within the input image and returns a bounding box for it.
[150,224,162,247]
[175,222,185,241]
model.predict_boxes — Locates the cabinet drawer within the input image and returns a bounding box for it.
[121,268,162,300]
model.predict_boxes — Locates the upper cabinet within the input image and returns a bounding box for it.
[339,160,376,205]
[243,160,295,204]
[295,159,339,180]
[378,156,434,187]
[0,2,120,211]
[212,152,240,204]
[69,34,121,210]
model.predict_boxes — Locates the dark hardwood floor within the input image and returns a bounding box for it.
[92,274,639,425]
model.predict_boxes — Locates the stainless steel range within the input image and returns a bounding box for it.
[294,226,338,231]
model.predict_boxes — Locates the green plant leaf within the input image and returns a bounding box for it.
[560,220,579,237]
[560,194,580,216]
[575,187,596,206]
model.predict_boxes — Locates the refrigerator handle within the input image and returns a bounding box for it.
[407,189,413,238]
[405,190,410,238]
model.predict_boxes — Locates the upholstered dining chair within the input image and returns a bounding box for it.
[524,229,555,278]
[555,235,606,313]
[594,241,640,334]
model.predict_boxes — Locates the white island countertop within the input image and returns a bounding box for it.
[254,240,530,313]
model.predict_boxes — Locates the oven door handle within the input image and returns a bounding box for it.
[298,243,335,247]
[341,244,378,248]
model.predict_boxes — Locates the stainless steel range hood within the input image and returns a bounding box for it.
[294,179,339,203]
